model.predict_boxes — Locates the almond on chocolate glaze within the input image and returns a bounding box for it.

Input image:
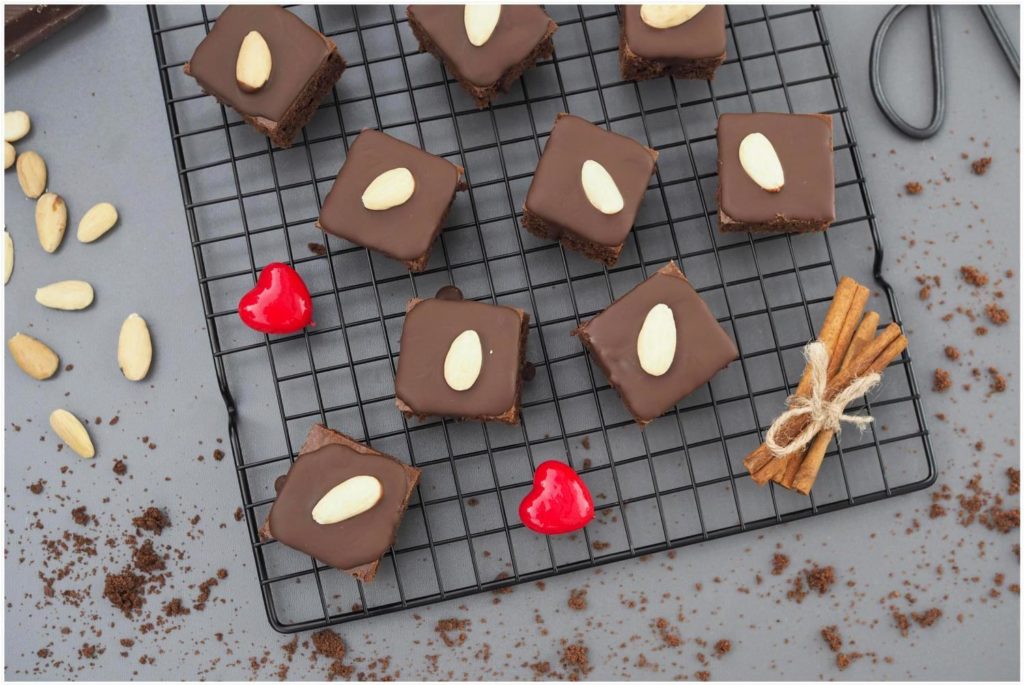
[235,30,272,92]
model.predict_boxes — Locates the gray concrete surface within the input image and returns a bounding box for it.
[4,4,1019,680]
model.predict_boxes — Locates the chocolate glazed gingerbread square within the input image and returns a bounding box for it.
[184,6,345,148]
[395,295,530,424]
[619,5,727,81]
[316,129,465,271]
[573,261,738,426]
[260,424,420,582]
[716,112,835,234]
[522,113,658,266]
[406,5,557,108]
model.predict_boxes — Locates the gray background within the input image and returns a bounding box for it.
[4,4,1019,680]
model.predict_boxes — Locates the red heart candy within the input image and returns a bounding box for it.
[518,460,594,535]
[238,262,313,334]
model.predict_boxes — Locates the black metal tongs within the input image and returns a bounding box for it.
[869,5,1020,140]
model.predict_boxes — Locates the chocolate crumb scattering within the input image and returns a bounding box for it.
[961,265,989,287]
[971,156,992,175]
[103,569,147,617]
[821,625,842,652]
[113,459,127,476]
[435,618,470,648]
[132,507,170,535]
[933,368,952,392]
[944,345,960,361]
[805,564,835,595]
[985,303,1009,325]
[904,181,923,195]
[770,552,790,576]
[1007,467,1020,495]
[714,639,731,657]
[28,479,46,494]
[213,448,225,461]
[560,641,592,680]
[132,539,166,574]
[568,587,588,611]
[989,367,1007,394]
[836,651,864,671]
[912,607,942,628]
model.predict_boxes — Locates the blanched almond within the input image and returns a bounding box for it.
[77,202,119,243]
[236,31,272,92]
[361,167,415,210]
[581,159,624,215]
[4,110,30,142]
[35,192,67,253]
[4,141,14,170]
[636,303,676,377]
[4,231,12,284]
[35,280,94,310]
[118,313,153,381]
[311,475,383,524]
[640,4,705,29]
[8,332,59,380]
[444,329,482,391]
[16,150,46,198]
[465,4,502,47]
[738,132,785,192]
[49,409,95,459]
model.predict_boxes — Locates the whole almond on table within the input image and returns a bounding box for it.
[49,408,95,459]
[16,150,46,198]
[4,231,13,284]
[77,202,118,243]
[118,313,153,381]
[4,141,14,170]
[4,110,31,142]
[7,332,59,380]
[35,192,67,253]
[35,280,95,310]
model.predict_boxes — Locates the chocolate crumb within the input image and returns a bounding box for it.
[821,625,842,652]
[904,181,923,195]
[213,448,225,461]
[933,369,952,392]
[568,587,588,611]
[132,507,170,535]
[113,459,127,476]
[805,564,835,595]
[435,618,470,648]
[770,553,790,576]
[961,265,989,287]
[944,345,960,361]
[28,479,45,494]
[971,156,992,175]
[985,303,1009,325]
[307,242,328,256]
[912,607,942,628]
[103,569,147,617]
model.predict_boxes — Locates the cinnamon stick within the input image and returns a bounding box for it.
[743,278,859,479]
[783,312,880,490]
[791,332,907,494]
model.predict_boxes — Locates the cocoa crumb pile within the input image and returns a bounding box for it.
[131,507,170,535]
[821,625,842,652]
[970,156,992,175]
[770,553,790,576]
[568,588,588,611]
[435,618,470,648]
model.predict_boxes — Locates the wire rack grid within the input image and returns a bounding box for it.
[149,4,935,633]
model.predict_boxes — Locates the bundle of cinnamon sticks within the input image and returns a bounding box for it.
[743,277,908,495]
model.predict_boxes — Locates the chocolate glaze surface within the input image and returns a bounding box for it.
[318,129,462,262]
[5,5,90,63]
[621,5,726,61]
[576,261,737,423]
[268,442,415,572]
[525,114,657,248]
[717,112,835,224]
[396,298,526,419]
[406,5,554,87]
[186,6,336,123]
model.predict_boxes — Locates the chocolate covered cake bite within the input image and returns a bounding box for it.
[619,5,727,81]
[262,424,420,582]
[573,261,737,426]
[716,112,835,234]
[406,5,557,108]
[522,113,658,266]
[317,129,464,271]
[184,5,345,148]
[395,290,529,424]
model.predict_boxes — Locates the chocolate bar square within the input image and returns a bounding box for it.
[184,6,345,148]
[619,5,727,81]
[395,294,529,424]
[262,424,420,582]
[716,112,835,234]
[573,261,737,425]
[406,4,557,108]
[522,113,658,266]
[317,129,464,271]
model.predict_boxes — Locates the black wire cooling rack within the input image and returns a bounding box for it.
[149,4,935,633]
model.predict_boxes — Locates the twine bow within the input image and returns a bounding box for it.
[764,341,880,459]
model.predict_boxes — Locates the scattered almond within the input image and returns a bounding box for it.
[581,159,624,215]
[236,30,272,92]
[738,132,785,192]
[35,192,67,253]
[444,329,482,391]
[35,280,95,311]
[4,231,12,284]
[4,110,31,142]
[7,332,59,380]
[465,4,502,47]
[311,475,383,524]
[118,313,153,381]
[49,409,95,459]
[640,4,705,29]
[77,202,119,243]
[4,141,14,170]
[361,167,415,210]
[16,150,46,198]
[637,303,676,376]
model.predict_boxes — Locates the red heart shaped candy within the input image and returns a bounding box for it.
[238,262,313,334]
[518,460,594,535]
